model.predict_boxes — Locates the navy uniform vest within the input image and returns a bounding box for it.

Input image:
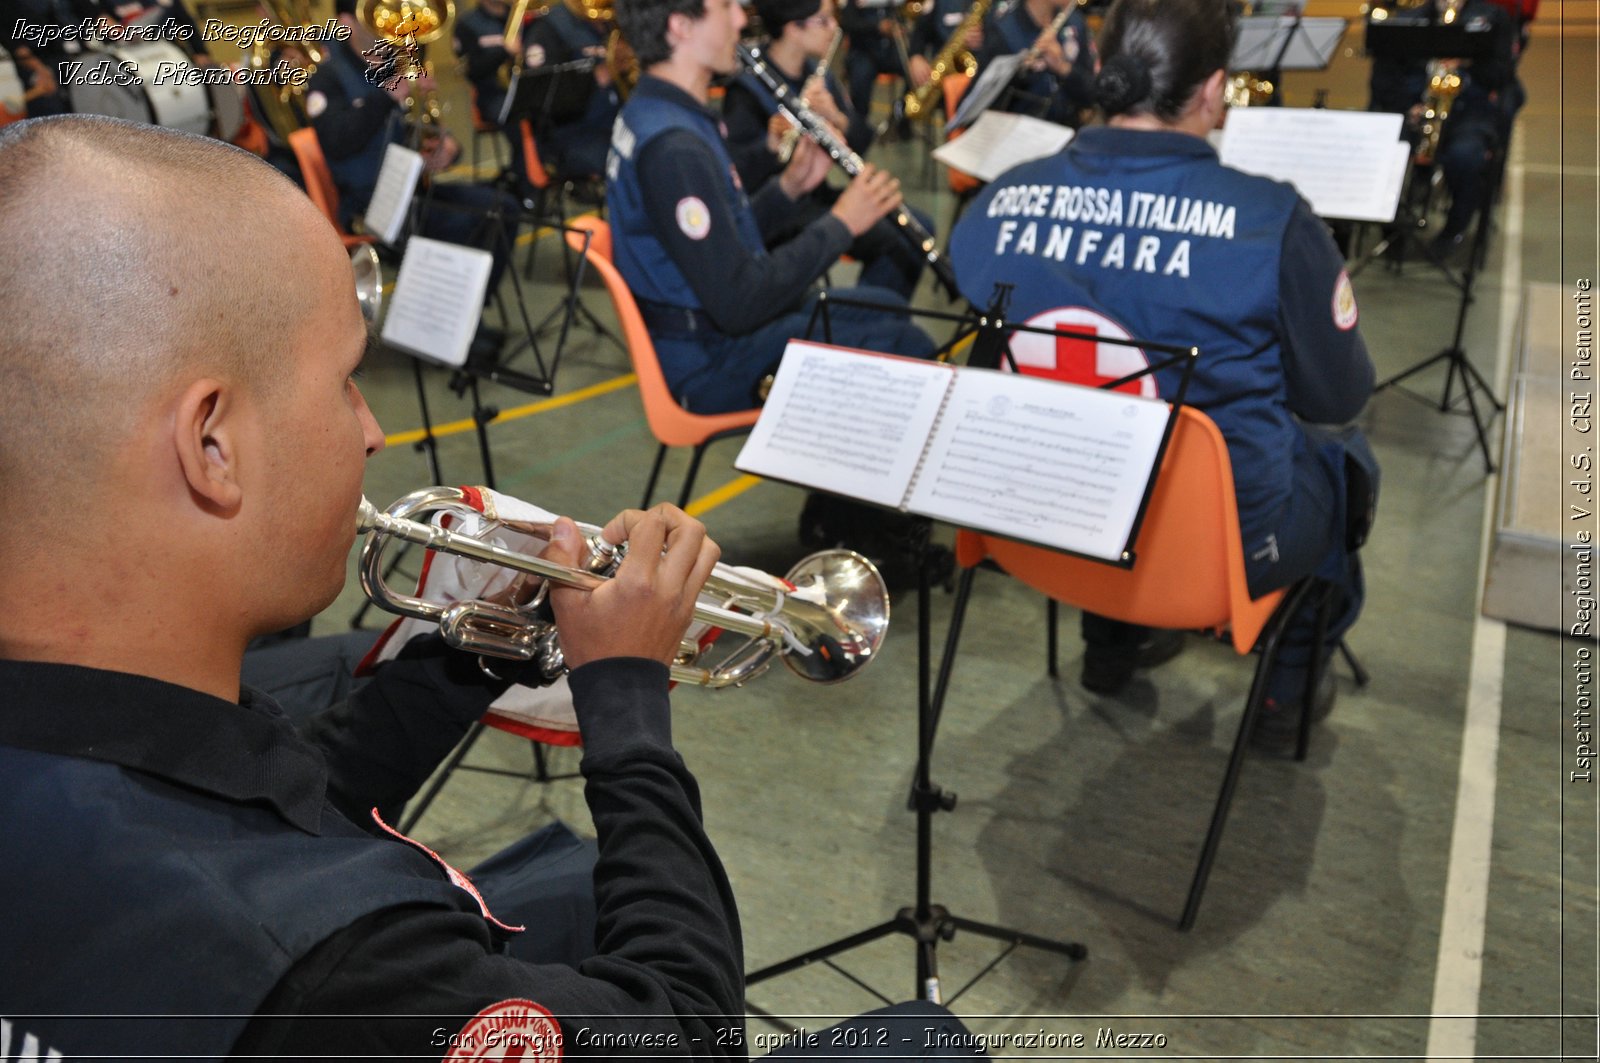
[0,745,482,1060]
[950,127,1303,542]
[606,83,765,309]
[313,40,401,221]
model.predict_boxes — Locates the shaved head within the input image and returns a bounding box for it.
[0,116,337,504]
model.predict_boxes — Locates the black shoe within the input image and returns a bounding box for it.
[1080,629,1186,695]
[1249,670,1337,754]
[1429,229,1469,261]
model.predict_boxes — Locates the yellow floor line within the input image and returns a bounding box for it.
[684,474,764,518]
[383,373,637,447]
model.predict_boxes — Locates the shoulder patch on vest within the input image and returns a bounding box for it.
[305,90,327,119]
[1332,270,1358,331]
[443,999,562,1061]
[676,196,711,240]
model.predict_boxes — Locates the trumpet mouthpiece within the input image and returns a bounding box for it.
[356,497,380,533]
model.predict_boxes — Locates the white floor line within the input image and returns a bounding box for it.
[1423,135,1523,1062]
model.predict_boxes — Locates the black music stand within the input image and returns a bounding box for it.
[1358,12,1505,473]
[502,59,623,350]
[743,287,1196,1010]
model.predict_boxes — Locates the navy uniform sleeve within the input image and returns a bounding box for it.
[295,634,519,825]
[1056,11,1095,113]
[1277,199,1375,424]
[637,129,850,334]
[307,58,400,162]
[232,659,747,1059]
[721,78,785,192]
[455,15,511,86]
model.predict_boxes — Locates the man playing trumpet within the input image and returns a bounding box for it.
[0,114,740,1057]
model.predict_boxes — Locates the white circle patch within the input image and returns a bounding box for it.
[1012,306,1156,397]
[675,196,711,240]
[1332,270,1359,331]
[443,999,562,1061]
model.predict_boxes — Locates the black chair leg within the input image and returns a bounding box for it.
[1179,578,1317,931]
[1296,583,1336,763]
[1046,599,1059,678]
[641,444,669,509]
[676,443,709,509]
[1339,640,1370,686]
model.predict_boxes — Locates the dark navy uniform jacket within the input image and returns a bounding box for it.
[306,36,405,225]
[973,1,1093,127]
[950,126,1374,567]
[0,644,745,1059]
[908,0,977,58]
[607,75,848,320]
[453,2,514,123]
[523,4,621,167]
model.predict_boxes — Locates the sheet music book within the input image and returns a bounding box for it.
[932,111,1074,182]
[948,52,1023,130]
[365,144,424,246]
[380,237,494,368]
[1230,15,1348,71]
[1220,108,1410,223]
[735,342,1172,562]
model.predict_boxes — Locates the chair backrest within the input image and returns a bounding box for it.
[519,119,552,191]
[287,127,343,231]
[564,217,760,447]
[953,405,1283,654]
[942,73,981,196]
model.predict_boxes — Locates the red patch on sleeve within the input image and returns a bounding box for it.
[442,999,563,1061]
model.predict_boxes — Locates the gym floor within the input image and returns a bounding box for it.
[290,15,1596,1059]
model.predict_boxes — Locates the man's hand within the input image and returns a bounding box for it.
[908,53,931,87]
[779,132,834,198]
[421,129,461,173]
[541,506,721,671]
[830,162,902,236]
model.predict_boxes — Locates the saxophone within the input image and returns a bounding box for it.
[1414,58,1462,166]
[902,0,990,121]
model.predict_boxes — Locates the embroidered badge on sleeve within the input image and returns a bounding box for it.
[442,999,562,1061]
[1332,270,1359,331]
[676,196,711,240]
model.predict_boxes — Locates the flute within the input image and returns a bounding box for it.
[739,41,960,296]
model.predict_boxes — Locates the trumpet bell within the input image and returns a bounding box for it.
[351,244,383,324]
[777,550,890,683]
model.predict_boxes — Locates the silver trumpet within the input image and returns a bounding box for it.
[357,487,891,688]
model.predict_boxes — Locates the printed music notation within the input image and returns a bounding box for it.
[381,236,495,367]
[1219,108,1410,224]
[737,341,1170,561]
[741,343,953,508]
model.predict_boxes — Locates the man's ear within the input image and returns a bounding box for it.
[172,378,244,514]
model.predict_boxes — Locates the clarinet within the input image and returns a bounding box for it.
[738,42,960,297]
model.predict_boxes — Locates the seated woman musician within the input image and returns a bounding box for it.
[949,0,1378,746]
[721,0,928,299]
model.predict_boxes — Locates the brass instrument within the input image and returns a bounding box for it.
[245,0,324,141]
[357,487,891,687]
[351,244,383,324]
[1223,70,1274,108]
[604,29,638,97]
[902,0,989,121]
[498,0,540,88]
[357,0,456,126]
[1414,58,1462,166]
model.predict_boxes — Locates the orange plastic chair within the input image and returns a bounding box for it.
[469,93,505,177]
[287,128,376,250]
[564,217,762,508]
[945,404,1322,931]
[941,72,981,196]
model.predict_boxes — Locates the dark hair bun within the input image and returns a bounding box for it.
[1094,52,1153,114]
